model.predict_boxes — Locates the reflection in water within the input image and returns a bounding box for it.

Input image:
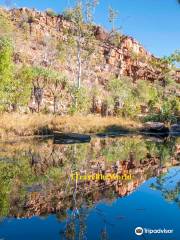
[0,136,179,239]
[151,167,180,207]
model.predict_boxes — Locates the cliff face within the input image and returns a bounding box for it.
[7,7,162,82]
[0,7,168,113]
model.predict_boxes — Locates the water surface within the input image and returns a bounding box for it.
[0,135,179,240]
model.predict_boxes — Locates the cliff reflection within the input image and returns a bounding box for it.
[0,136,179,220]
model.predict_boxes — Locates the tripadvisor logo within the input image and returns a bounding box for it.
[135,227,143,236]
[135,226,174,236]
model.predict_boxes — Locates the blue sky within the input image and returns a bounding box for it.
[0,0,180,57]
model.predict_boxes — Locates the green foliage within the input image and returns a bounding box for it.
[107,77,141,117]
[0,156,38,217]
[164,50,180,65]
[0,37,14,111]
[144,114,176,124]
[46,167,64,181]
[161,97,179,123]
[0,37,13,82]
[29,66,48,88]
[63,5,83,25]
[107,75,179,120]
[0,38,39,111]
[31,66,46,78]
[172,50,180,62]
[102,137,147,163]
[10,66,33,108]
[135,80,159,105]
[108,77,132,99]
[46,69,68,113]
[46,70,68,90]
[69,87,91,115]
[122,97,141,118]
[108,32,122,47]
[144,96,179,124]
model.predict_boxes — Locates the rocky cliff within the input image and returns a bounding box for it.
[0,7,171,113]
[7,7,162,81]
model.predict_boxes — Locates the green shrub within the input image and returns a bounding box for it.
[144,97,179,124]
[107,77,141,117]
[68,87,91,115]
[0,37,14,111]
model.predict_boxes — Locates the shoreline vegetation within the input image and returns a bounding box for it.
[0,6,179,142]
[0,113,142,140]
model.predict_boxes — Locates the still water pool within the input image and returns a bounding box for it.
[0,136,179,240]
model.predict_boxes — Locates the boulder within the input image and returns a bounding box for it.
[143,122,169,134]
[94,26,109,41]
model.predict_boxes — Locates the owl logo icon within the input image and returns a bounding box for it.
[135,227,143,236]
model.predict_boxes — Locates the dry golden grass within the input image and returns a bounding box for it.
[0,113,142,140]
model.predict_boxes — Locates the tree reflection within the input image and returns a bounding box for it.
[150,168,180,207]
[0,136,179,223]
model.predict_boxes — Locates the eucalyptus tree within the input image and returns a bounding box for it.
[71,2,83,89]
[108,6,119,32]
[59,1,101,114]
[85,0,99,23]
[61,0,99,89]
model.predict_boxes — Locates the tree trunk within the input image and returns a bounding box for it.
[77,38,82,89]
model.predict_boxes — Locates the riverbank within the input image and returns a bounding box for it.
[0,113,142,140]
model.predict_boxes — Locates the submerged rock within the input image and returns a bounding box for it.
[53,132,91,144]
[170,124,180,135]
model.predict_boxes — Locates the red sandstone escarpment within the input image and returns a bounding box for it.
[0,7,173,113]
[4,7,164,83]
